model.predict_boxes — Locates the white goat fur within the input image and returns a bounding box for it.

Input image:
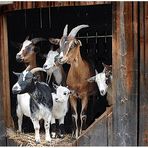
[51,85,70,138]
[43,50,66,85]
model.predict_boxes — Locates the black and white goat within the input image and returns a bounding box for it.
[51,83,71,138]
[12,67,53,144]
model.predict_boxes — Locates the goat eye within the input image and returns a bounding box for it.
[63,92,67,95]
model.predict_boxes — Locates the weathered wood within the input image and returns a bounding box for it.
[0,41,6,146]
[139,2,148,146]
[76,107,112,146]
[112,2,138,146]
[0,15,12,128]
[0,1,111,14]
[107,107,113,145]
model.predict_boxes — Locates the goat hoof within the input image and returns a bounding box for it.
[51,132,56,138]
[58,134,64,139]
[35,140,40,144]
[16,130,21,134]
[46,140,51,144]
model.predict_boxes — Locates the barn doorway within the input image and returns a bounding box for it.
[7,3,112,138]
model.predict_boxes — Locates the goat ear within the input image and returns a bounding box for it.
[78,40,82,46]
[102,62,112,71]
[52,82,59,90]
[95,69,99,75]
[13,72,21,77]
[31,38,46,45]
[102,63,107,68]
[25,36,30,40]
[87,76,96,83]
[49,38,60,45]
[56,48,61,53]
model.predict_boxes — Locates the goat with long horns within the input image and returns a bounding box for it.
[50,24,97,138]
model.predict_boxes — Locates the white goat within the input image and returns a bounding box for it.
[43,50,66,86]
[87,63,113,105]
[51,84,71,138]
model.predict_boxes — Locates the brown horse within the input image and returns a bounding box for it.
[51,25,97,138]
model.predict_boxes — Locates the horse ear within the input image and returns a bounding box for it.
[52,82,59,90]
[49,38,60,45]
[87,76,96,83]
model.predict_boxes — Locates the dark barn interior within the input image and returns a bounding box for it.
[7,4,112,134]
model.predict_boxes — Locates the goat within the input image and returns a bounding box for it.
[16,36,46,71]
[43,49,66,86]
[51,24,97,138]
[12,67,53,144]
[87,63,113,105]
[51,83,71,138]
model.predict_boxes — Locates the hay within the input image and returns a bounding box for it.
[7,128,75,146]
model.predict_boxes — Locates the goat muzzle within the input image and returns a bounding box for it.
[16,54,23,62]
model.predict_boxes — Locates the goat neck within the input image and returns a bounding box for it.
[68,44,82,66]
[25,53,37,70]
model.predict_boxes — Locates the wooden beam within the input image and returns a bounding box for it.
[0,15,12,128]
[112,2,138,146]
[139,2,148,146]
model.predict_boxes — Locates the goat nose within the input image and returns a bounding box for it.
[100,90,105,95]
[55,98,58,102]
[12,86,21,94]
[16,54,22,62]
[43,64,47,69]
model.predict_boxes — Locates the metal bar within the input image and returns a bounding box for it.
[77,35,112,39]
[40,8,42,29]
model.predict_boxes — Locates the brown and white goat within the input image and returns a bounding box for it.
[16,36,46,71]
[51,25,97,138]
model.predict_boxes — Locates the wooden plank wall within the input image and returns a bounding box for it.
[75,107,113,146]
[0,1,111,13]
[0,15,12,128]
[139,2,148,146]
[0,15,8,146]
[112,2,138,146]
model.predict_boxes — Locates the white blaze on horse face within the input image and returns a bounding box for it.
[17,40,32,56]
[95,73,108,96]
[44,50,59,70]
[56,86,70,103]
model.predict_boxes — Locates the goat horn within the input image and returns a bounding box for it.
[95,69,99,75]
[63,24,68,36]
[25,36,30,40]
[31,38,47,44]
[68,25,89,37]
[30,67,46,74]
